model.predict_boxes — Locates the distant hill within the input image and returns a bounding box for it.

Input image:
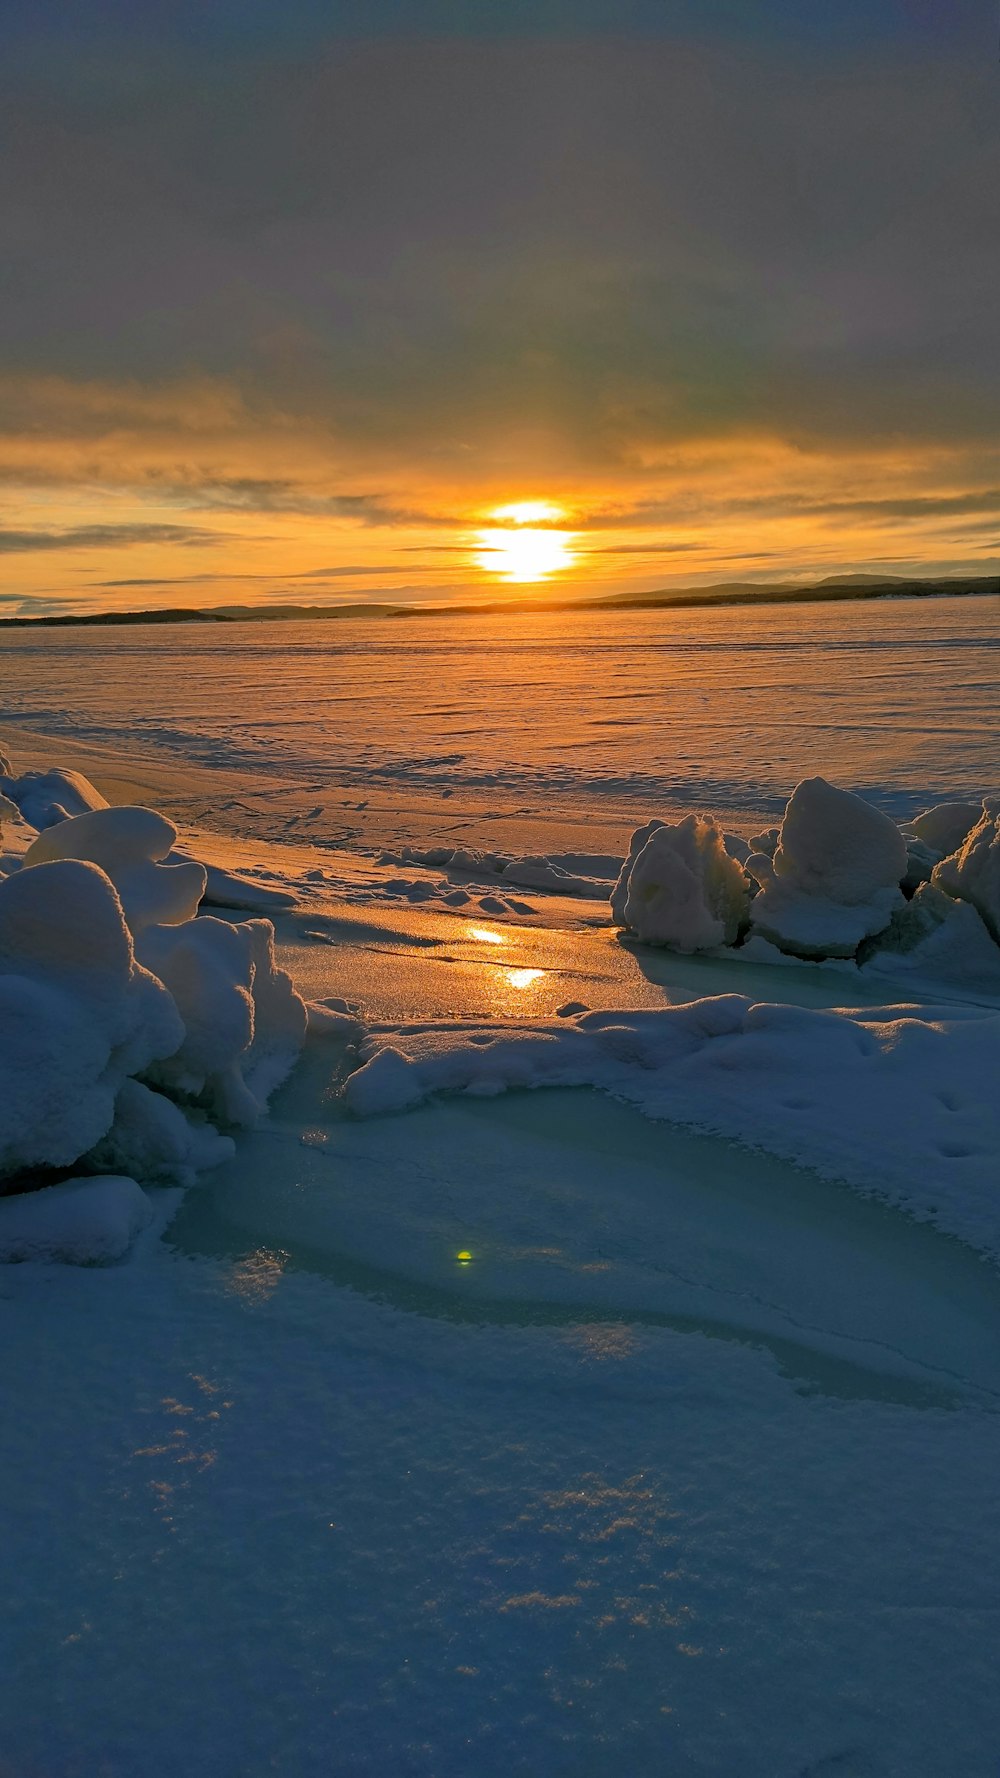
[586,574,997,611]
[1,574,996,628]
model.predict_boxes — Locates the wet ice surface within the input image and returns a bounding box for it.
[5,909,1000,1776]
[276,900,923,1024]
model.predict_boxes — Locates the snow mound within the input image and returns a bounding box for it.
[24,805,206,933]
[139,915,307,1125]
[862,884,1000,995]
[912,800,983,857]
[0,859,182,1176]
[184,856,299,913]
[613,814,750,951]
[932,800,1000,943]
[0,1175,152,1265]
[343,996,1000,1253]
[747,777,907,958]
[87,1077,235,1185]
[0,764,109,831]
[0,775,308,1258]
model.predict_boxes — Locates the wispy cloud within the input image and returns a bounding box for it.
[0,523,226,553]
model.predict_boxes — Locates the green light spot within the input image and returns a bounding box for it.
[456,1250,473,1264]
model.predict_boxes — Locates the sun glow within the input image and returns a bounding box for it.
[476,501,576,583]
[491,501,564,525]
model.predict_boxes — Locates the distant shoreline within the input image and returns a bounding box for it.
[1,573,996,629]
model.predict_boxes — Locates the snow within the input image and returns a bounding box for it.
[0,858,182,1177]
[746,776,907,957]
[0,1174,152,1264]
[24,803,207,931]
[344,995,1000,1254]
[0,761,109,829]
[612,814,750,950]
[912,798,984,855]
[5,700,996,1770]
[932,798,1000,942]
[391,842,619,901]
[862,883,1000,994]
[0,780,306,1221]
[1,605,999,1772]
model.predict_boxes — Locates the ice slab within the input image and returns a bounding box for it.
[168,1048,1000,1407]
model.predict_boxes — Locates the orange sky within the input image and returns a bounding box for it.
[3,385,996,614]
[1,28,997,615]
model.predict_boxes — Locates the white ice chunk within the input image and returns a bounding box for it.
[747,881,904,959]
[139,915,306,1125]
[912,800,984,857]
[748,778,907,958]
[24,806,206,932]
[863,884,1000,994]
[768,776,907,902]
[0,860,182,1177]
[610,818,665,923]
[87,1078,235,1185]
[902,838,940,894]
[171,852,298,913]
[613,815,750,951]
[0,1175,152,1265]
[931,800,1000,944]
[0,765,108,831]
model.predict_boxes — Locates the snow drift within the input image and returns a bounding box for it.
[0,770,307,1260]
[611,814,750,951]
[614,777,1000,980]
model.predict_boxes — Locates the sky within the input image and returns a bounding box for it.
[1,0,997,615]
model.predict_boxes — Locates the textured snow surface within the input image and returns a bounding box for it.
[4,1068,1000,1777]
[3,734,1000,1768]
[0,1174,151,1263]
[1,601,998,840]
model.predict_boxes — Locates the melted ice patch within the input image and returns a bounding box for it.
[168,1047,1000,1408]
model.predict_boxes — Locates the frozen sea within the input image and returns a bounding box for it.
[2,594,1000,1778]
[1,595,998,856]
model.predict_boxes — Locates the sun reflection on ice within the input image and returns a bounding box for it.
[505,967,545,989]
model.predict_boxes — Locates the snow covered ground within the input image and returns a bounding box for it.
[2,609,1000,1775]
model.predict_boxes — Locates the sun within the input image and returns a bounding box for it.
[475,500,576,584]
[490,501,564,526]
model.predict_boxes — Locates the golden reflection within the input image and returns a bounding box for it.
[505,967,545,989]
[227,1246,289,1303]
[469,926,504,944]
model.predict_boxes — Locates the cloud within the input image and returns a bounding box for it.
[94,563,433,586]
[0,38,995,472]
[0,523,226,553]
[0,26,996,608]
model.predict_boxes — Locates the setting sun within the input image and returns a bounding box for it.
[475,501,576,583]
